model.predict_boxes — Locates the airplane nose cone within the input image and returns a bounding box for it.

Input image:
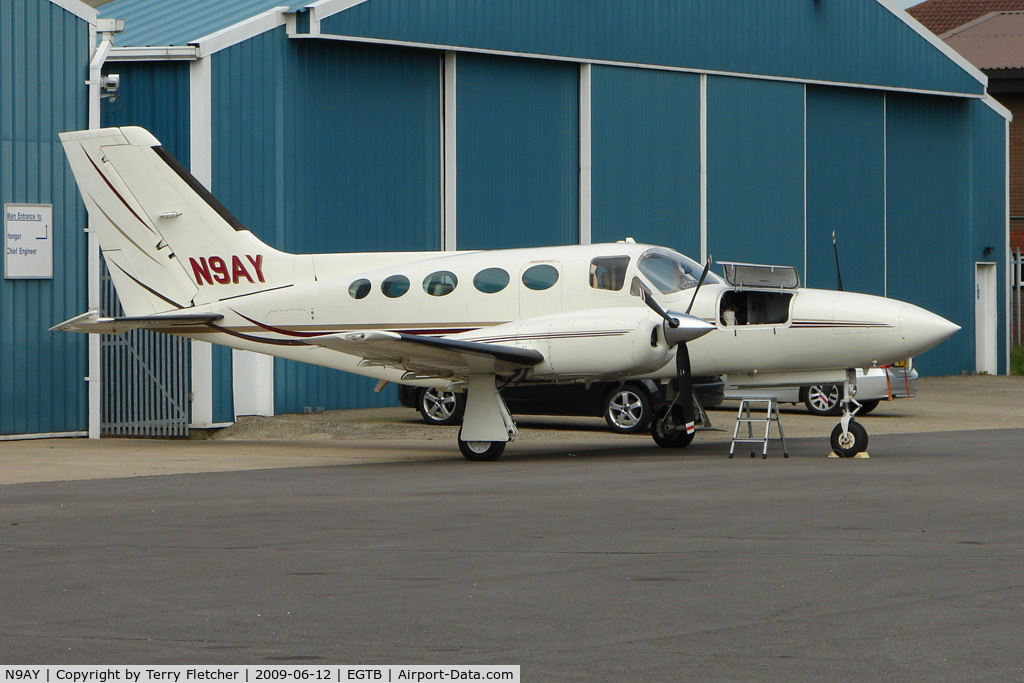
[899,304,960,357]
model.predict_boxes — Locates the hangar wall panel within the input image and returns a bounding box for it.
[456,53,578,249]
[805,86,886,294]
[282,39,442,253]
[706,77,804,268]
[275,39,442,412]
[886,94,972,374]
[0,0,89,435]
[320,0,982,96]
[590,66,700,254]
[101,62,191,165]
[212,29,442,413]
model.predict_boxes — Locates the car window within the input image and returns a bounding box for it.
[522,264,559,291]
[348,278,371,299]
[473,267,510,294]
[381,274,410,298]
[423,271,457,296]
[589,256,630,291]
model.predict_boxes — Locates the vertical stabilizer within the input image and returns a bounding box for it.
[60,126,294,316]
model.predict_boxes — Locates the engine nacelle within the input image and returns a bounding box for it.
[461,307,673,379]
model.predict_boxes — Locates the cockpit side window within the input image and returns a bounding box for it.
[589,256,630,291]
[637,249,717,294]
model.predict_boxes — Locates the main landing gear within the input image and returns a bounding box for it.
[457,436,505,461]
[457,375,517,462]
[831,369,869,457]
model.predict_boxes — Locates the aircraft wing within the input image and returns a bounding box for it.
[50,310,223,335]
[310,330,544,378]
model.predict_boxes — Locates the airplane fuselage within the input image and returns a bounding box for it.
[174,241,951,390]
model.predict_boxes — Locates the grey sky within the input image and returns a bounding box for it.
[894,0,922,8]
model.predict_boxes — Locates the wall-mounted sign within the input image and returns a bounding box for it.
[4,203,53,279]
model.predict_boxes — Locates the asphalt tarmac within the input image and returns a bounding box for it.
[2,377,1023,678]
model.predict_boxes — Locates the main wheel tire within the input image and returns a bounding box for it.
[603,384,653,434]
[650,405,696,449]
[458,434,505,461]
[830,420,869,458]
[802,384,843,416]
[417,388,466,426]
[857,399,880,415]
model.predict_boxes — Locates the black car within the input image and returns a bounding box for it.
[398,378,725,434]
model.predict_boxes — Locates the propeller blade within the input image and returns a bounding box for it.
[675,342,697,435]
[640,287,679,328]
[685,255,712,315]
[641,287,715,345]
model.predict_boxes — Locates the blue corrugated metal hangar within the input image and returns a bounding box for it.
[1,0,95,438]
[0,0,1012,437]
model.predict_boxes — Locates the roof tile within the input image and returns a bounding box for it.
[908,0,1024,36]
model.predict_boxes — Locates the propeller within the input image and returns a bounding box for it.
[639,258,716,441]
[685,255,712,315]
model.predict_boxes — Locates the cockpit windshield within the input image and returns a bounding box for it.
[636,249,719,294]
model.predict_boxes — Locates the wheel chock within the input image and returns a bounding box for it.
[827,451,871,458]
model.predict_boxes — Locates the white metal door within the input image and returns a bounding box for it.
[975,262,998,374]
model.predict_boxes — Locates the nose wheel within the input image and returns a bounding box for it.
[831,369,869,457]
[830,420,868,457]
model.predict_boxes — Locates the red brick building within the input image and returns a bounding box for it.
[910,1,1024,250]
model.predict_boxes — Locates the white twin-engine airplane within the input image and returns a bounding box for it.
[54,127,959,460]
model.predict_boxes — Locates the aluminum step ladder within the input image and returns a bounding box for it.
[730,398,789,459]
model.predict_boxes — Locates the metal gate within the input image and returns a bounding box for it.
[101,267,190,436]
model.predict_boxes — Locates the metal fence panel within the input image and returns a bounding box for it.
[101,266,190,437]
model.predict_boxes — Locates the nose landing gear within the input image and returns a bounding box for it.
[831,369,869,457]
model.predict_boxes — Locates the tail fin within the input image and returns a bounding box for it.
[60,126,292,315]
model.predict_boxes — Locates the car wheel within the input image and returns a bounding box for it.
[604,384,653,434]
[802,384,843,416]
[417,388,465,425]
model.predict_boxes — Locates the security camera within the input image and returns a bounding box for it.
[102,74,120,100]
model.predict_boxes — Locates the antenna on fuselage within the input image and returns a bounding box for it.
[832,231,844,292]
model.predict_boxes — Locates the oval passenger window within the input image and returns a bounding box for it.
[381,274,410,298]
[423,271,458,296]
[473,267,510,294]
[522,264,559,291]
[348,279,371,299]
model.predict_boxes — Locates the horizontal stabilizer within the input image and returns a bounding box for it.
[50,310,223,335]
[312,330,544,379]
